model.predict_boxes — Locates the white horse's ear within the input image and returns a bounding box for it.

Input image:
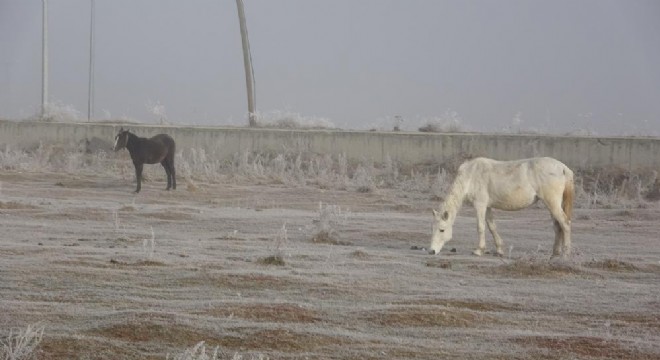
[442,211,449,221]
[432,209,438,217]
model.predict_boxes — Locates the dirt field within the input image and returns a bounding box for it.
[1,171,659,359]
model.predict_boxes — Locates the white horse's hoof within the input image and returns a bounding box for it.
[472,248,484,256]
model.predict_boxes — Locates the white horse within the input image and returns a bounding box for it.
[429,157,574,258]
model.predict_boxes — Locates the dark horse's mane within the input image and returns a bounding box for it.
[114,128,176,193]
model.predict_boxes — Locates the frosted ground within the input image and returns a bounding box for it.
[1,146,659,359]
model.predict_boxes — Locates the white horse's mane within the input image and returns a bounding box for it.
[440,169,469,219]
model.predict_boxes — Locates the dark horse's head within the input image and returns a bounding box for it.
[113,128,131,151]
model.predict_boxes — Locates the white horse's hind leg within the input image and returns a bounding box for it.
[546,200,571,258]
[562,221,572,256]
[485,208,504,256]
[473,204,488,256]
[552,220,563,256]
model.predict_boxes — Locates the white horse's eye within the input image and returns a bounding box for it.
[439,229,445,233]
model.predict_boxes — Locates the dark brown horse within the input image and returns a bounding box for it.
[113,128,176,193]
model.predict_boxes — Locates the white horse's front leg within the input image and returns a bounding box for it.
[486,207,504,256]
[473,204,487,256]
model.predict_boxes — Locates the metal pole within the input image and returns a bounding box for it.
[87,0,95,121]
[41,0,49,119]
[235,0,256,126]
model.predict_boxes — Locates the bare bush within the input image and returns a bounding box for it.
[143,226,156,261]
[167,341,218,360]
[575,167,659,208]
[31,101,82,122]
[311,202,351,245]
[146,100,168,125]
[418,111,465,133]
[431,168,452,200]
[166,342,269,360]
[353,164,376,193]
[1,324,44,360]
[258,223,288,266]
[1,141,656,209]
[253,110,335,129]
[0,142,117,175]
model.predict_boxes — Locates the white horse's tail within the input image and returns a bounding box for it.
[562,168,574,222]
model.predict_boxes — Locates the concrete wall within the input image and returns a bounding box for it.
[1,120,659,170]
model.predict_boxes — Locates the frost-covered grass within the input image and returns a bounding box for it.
[29,101,83,123]
[167,342,269,360]
[0,142,657,209]
[1,169,659,359]
[1,324,44,360]
[575,167,659,208]
[252,110,335,130]
[310,202,352,245]
[417,110,466,133]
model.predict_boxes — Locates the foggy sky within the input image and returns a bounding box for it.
[1,0,659,135]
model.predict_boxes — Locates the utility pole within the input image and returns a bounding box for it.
[87,0,96,121]
[235,0,256,126]
[41,0,49,119]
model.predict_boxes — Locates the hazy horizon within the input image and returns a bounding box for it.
[1,0,659,136]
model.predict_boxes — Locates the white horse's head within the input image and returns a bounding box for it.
[430,208,452,255]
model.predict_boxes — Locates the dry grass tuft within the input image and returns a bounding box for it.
[167,341,219,360]
[186,179,199,192]
[35,209,108,221]
[1,323,44,360]
[425,259,452,269]
[257,255,286,266]
[369,230,426,243]
[0,201,38,210]
[109,259,166,267]
[183,274,298,291]
[493,258,586,278]
[607,313,660,330]
[142,211,195,221]
[39,335,137,360]
[513,335,658,360]
[215,329,350,352]
[614,209,634,217]
[311,230,350,246]
[203,303,321,323]
[645,179,660,201]
[397,299,523,312]
[349,250,370,259]
[584,258,639,272]
[444,300,522,312]
[365,307,496,327]
[92,321,210,347]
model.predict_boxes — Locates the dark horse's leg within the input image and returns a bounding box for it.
[168,146,176,190]
[161,160,172,190]
[170,157,176,190]
[163,150,176,190]
[134,162,143,193]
